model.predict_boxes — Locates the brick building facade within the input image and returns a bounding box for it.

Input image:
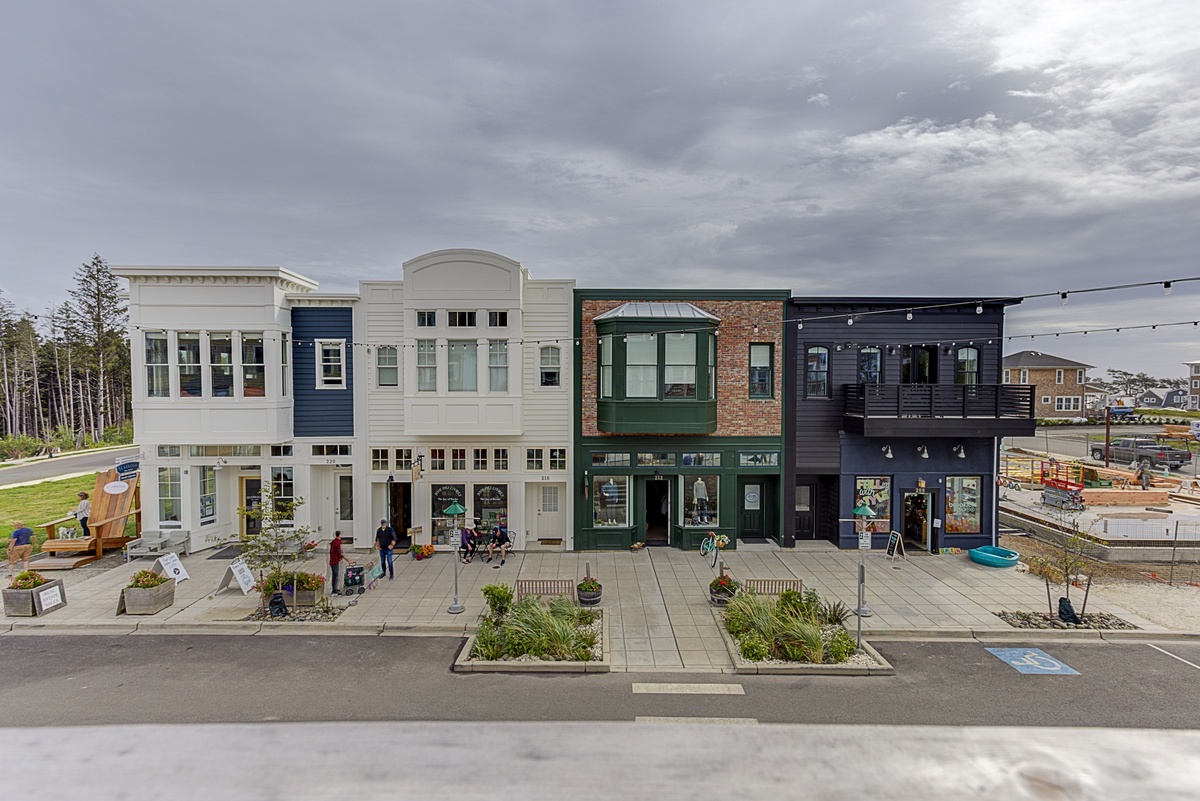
[1002,350,1092,418]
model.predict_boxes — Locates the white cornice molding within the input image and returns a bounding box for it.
[111,266,319,294]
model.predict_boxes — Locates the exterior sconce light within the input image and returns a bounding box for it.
[881,445,893,459]
[953,444,966,459]
[214,457,228,471]
[917,445,929,459]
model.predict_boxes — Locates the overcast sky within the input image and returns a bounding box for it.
[2,1,1198,380]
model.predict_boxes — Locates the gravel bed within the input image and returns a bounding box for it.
[242,604,346,622]
[995,610,1138,630]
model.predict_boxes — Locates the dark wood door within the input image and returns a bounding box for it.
[242,478,262,537]
[794,482,816,539]
[739,482,764,537]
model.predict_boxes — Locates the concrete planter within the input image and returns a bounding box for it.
[121,581,176,615]
[3,579,67,617]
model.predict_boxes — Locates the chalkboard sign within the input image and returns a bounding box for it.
[886,530,906,562]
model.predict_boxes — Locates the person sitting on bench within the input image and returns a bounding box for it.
[485,525,511,566]
[460,518,481,564]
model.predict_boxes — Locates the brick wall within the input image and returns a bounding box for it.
[1020,367,1086,417]
[580,299,783,437]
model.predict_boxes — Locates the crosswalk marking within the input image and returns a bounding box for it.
[631,682,745,695]
[636,717,758,724]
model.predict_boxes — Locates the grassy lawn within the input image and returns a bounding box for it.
[1,475,137,558]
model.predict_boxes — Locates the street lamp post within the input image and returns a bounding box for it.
[852,501,877,649]
[444,501,466,615]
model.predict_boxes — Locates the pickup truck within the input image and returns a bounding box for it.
[1091,438,1193,469]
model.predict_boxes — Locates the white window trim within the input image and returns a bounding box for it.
[316,339,346,390]
[1055,369,1064,384]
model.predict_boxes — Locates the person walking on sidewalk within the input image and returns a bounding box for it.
[8,521,34,576]
[375,519,397,580]
[328,530,349,594]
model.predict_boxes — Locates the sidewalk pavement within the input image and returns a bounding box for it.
[2,542,1175,673]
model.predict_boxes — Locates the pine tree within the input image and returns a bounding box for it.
[68,254,129,443]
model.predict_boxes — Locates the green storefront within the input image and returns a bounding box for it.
[575,289,788,550]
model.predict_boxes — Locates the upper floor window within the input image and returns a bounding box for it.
[806,346,830,398]
[417,340,436,391]
[394,448,413,470]
[1019,369,1028,384]
[178,332,201,397]
[857,347,881,385]
[430,448,446,471]
[145,331,170,397]
[316,339,346,389]
[210,332,233,397]
[473,448,488,470]
[488,311,508,327]
[749,343,774,397]
[1055,368,1064,384]
[281,333,290,397]
[371,448,389,471]
[955,347,980,385]
[448,341,477,391]
[599,335,613,398]
[451,448,467,471]
[1003,369,1011,384]
[493,448,509,471]
[489,341,508,392]
[540,346,560,387]
[448,311,476,327]
[626,334,657,398]
[242,333,265,397]
[664,333,697,398]
[549,448,567,470]
[526,448,544,471]
[377,345,398,387]
[1076,369,1085,383]
[417,310,436,327]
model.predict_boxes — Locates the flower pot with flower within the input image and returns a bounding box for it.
[577,576,603,606]
[708,574,741,607]
[119,569,176,615]
[4,570,67,617]
[259,569,325,607]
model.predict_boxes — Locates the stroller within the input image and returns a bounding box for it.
[340,558,381,596]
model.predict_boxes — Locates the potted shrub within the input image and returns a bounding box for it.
[121,569,176,615]
[412,543,434,560]
[260,569,325,607]
[576,576,603,607]
[708,574,741,607]
[4,570,67,617]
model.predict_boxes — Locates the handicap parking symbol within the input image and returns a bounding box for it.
[986,647,1079,675]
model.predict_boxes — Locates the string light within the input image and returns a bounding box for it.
[1164,281,1173,296]
[1060,292,1068,305]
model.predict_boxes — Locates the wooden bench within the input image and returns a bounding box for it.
[742,578,805,596]
[515,579,574,602]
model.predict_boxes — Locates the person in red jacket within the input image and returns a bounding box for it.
[328,531,349,594]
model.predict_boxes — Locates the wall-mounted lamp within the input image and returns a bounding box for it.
[753,323,759,335]
[917,445,929,459]
[881,445,893,459]
[835,344,844,352]
[952,444,966,459]
[214,457,228,471]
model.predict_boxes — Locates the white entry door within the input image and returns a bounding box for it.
[334,471,354,541]
[535,483,565,545]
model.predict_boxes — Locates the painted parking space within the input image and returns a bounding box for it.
[985,647,1079,675]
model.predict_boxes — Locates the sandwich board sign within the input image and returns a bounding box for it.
[154,552,190,583]
[215,556,256,595]
[885,530,906,563]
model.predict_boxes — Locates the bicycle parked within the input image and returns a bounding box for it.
[698,531,729,568]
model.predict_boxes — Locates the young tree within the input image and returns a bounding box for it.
[68,254,129,443]
[237,489,316,584]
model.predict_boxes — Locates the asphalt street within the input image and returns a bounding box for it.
[0,446,138,488]
[1008,425,1199,474]
[2,635,1198,729]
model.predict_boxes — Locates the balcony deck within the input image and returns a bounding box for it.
[843,384,1036,438]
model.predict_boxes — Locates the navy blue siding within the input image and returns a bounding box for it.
[292,308,354,437]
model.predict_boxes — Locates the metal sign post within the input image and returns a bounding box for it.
[444,501,466,614]
[852,503,876,649]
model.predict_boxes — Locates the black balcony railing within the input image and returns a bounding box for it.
[844,384,1035,419]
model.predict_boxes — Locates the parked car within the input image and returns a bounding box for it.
[1091,438,1193,469]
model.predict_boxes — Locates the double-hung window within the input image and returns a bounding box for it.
[242,332,265,396]
[599,336,613,398]
[750,343,774,397]
[489,341,508,392]
[955,347,980,385]
[625,334,657,398]
[857,347,881,385]
[199,466,216,525]
[317,339,345,389]
[178,332,201,397]
[145,331,170,397]
[210,333,233,397]
[158,467,182,527]
[540,346,560,387]
[806,346,830,398]
[663,333,696,398]
[377,345,398,387]
[417,340,437,391]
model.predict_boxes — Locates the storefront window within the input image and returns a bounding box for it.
[199,466,216,525]
[738,452,779,467]
[683,475,718,526]
[854,476,891,533]
[431,483,466,546]
[158,467,181,527]
[473,484,508,532]
[946,476,981,533]
[682,452,721,466]
[592,452,630,467]
[637,452,673,467]
[592,476,629,527]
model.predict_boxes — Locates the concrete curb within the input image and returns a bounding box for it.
[713,608,896,676]
[134,621,262,634]
[453,614,610,673]
[1099,629,1200,642]
[381,621,471,636]
[259,622,385,636]
[7,621,138,635]
[972,627,1104,642]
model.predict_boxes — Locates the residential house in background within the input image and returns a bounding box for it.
[791,299,1035,552]
[1186,360,1200,410]
[1001,350,1092,418]
[574,291,788,550]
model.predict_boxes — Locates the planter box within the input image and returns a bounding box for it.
[709,589,735,607]
[3,579,67,617]
[119,581,176,615]
[278,588,321,607]
[577,588,602,607]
